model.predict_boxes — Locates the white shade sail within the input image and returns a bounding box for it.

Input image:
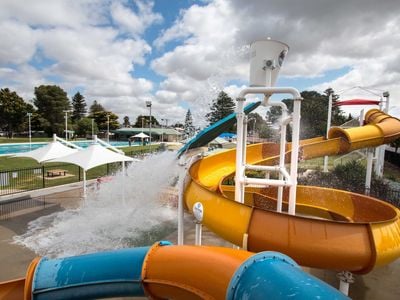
[47,143,135,171]
[13,141,78,163]
[132,132,149,138]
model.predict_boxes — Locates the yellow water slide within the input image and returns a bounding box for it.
[184,109,400,274]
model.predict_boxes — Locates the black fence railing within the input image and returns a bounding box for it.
[0,145,163,197]
[0,163,122,196]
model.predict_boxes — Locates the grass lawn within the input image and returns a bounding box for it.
[0,143,161,193]
[0,137,53,144]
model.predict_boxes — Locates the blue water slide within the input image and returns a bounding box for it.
[177,101,261,157]
[227,251,348,300]
[31,247,149,300]
[29,243,347,300]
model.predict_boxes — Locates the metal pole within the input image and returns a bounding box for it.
[365,149,373,195]
[65,111,68,140]
[195,222,202,245]
[235,98,245,204]
[107,114,110,143]
[27,113,32,150]
[288,98,302,215]
[145,101,152,146]
[91,118,94,137]
[161,118,164,142]
[323,92,333,172]
[149,105,152,145]
[177,171,185,245]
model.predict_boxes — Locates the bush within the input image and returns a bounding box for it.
[299,160,389,195]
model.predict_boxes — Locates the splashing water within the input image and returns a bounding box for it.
[14,151,181,258]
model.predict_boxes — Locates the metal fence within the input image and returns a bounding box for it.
[0,163,122,197]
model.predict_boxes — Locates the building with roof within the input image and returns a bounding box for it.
[111,128,183,142]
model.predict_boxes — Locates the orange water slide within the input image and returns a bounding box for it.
[0,242,348,300]
[184,109,400,273]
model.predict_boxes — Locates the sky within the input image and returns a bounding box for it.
[1,0,400,127]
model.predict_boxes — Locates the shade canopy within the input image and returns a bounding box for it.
[334,99,381,106]
[132,132,149,138]
[47,143,134,171]
[13,141,78,163]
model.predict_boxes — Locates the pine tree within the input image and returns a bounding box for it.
[90,100,105,114]
[123,116,130,127]
[184,109,195,138]
[205,91,236,125]
[71,92,87,122]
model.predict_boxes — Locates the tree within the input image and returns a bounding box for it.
[390,138,400,153]
[247,112,274,140]
[205,91,236,126]
[133,115,160,128]
[90,111,119,131]
[74,117,97,137]
[123,116,130,127]
[33,85,71,136]
[71,92,87,122]
[89,100,105,114]
[0,88,31,138]
[266,89,347,139]
[184,109,195,138]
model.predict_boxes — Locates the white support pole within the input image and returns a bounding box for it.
[177,172,185,245]
[323,92,333,172]
[122,161,126,205]
[235,98,246,204]
[195,222,202,246]
[278,109,288,212]
[27,113,32,150]
[359,109,365,126]
[288,98,302,215]
[83,170,87,199]
[365,149,373,195]
[337,271,354,297]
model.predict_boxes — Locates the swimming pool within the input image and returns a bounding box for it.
[0,140,131,156]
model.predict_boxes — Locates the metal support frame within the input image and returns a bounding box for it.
[235,87,302,215]
[337,271,354,296]
[323,92,333,172]
[365,148,374,195]
[195,221,202,245]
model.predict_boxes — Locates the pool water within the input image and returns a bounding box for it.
[0,140,132,156]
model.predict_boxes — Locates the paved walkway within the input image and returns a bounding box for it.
[1,187,399,299]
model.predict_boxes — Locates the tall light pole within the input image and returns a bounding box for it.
[91,118,94,138]
[63,110,71,141]
[146,101,152,145]
[27,113,32,150]
[107,113,110,143]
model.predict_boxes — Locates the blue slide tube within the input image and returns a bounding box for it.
[227,251,349,300]
[31,247,149,300]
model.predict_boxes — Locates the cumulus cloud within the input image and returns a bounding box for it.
[1,0,400,126]
[0,0,157,119]
[152,0,400,124]
[111,0,162,37]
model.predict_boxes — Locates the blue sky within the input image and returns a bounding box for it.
[1,0,399,125]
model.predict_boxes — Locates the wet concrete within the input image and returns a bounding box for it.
[1,188,399,299]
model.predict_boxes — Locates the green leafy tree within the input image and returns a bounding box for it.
[71,92,87,122]
[90,111,119,131]
[0,88,32,138]
[133,115,160,128]
[205,91,236,126]
[89,100,105,114]
[33,85,71,136]
[74,117,97,137]
[184,109,195,138]
[266,89,347,139]
[123,116,130,127]
[390,138,400,153]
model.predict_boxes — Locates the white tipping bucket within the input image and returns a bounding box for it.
[249,39,289,87]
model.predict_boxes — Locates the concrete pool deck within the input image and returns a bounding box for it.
[0,187,399,299]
